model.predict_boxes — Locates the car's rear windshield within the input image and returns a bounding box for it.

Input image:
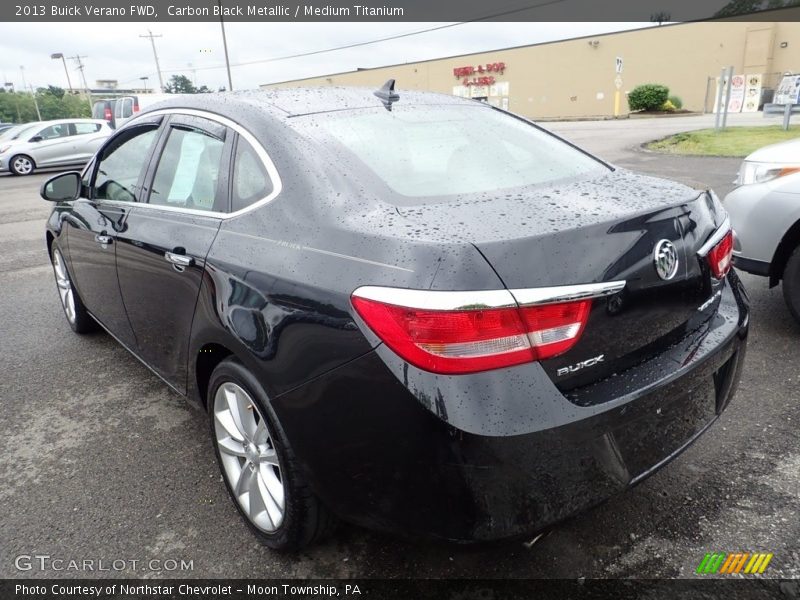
[297,104,608,198]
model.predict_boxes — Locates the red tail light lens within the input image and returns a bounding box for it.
[351,292,592,375]
[103,107,112,121]
[707,230,733,279]
[133,99,140,113]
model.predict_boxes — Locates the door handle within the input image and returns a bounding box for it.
[94,234,112,245]
[164,251,194,267]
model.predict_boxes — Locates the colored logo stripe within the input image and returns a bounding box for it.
[697,553,773,574]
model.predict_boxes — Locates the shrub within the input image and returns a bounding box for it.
[668,95,683,109]
[660,99,677,112]
[627,84,670,112]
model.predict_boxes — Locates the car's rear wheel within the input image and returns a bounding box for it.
[782,245,800,325]
[51,246,96,333]
[9,154,35,176]
[208,358,335,550]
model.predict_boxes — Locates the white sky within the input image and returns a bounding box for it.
[0,22,654,92]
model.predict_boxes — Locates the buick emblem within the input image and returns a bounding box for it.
[654,239,679,280]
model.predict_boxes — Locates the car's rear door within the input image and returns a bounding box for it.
[70,122,110,161]
[64,118,164,348]
[115,113,232,391]
[114,97,135,130]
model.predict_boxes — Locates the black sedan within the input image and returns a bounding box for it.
[41,84,748,550]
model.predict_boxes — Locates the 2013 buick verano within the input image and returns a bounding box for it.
[41,84,749,550]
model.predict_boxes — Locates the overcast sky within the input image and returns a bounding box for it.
[0,22,656,92]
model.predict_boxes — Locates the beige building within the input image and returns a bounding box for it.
[261,15,800,119]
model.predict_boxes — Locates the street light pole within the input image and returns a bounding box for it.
[218,0,234,91]
[50,53,74,92]
[140,76,149,93]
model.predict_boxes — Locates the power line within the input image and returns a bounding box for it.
[120,0,570,84]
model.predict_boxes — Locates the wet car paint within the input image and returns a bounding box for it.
[45,88,749,542]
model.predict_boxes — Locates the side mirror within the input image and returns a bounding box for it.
[41,172,81,202]
[30,136,43,143]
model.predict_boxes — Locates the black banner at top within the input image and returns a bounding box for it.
[3,0,800,22]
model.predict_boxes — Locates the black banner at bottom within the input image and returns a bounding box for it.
[2,579,798,600]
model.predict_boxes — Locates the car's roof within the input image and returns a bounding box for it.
[139,86,475,120]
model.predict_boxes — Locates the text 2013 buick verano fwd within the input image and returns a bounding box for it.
[41,84,748,550]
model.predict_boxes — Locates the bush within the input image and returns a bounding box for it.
[668,95,683,109]
[660,99,677,112]
[627,84,670,112]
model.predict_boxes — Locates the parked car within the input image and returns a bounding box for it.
[41,86,748,550]
[93,94,175,129]
[0,119,112,175]
[0,123,15,135]
[725,137,800,323]
[0,122,37,141]
[91,98,117,127]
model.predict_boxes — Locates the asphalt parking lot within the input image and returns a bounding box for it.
[0,114,797,580]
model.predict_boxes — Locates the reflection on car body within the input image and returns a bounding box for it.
[42,87,748,550]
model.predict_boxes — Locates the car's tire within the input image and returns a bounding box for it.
[50,245,96,334]
[208,358,336,550]
[9,154,35,176]
[782,245,800,325]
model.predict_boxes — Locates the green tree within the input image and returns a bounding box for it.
[164,74,197,94]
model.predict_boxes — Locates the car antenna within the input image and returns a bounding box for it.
[374,79,400,111]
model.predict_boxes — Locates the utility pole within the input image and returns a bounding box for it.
[218,0,234,91]
[140,30,165,92]
[68,55,93,111]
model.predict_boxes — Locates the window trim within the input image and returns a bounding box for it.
[89,121,163,203]
[113,108,283,219]
[143,116,231,214]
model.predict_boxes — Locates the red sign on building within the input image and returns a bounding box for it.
[453,62,506,86]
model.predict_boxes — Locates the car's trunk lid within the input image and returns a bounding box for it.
[395,169,727,394]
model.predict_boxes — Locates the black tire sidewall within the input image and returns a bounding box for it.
[783,247,800,325]
[207,358,301,550]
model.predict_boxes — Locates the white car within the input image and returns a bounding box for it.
[725,137,800,322]
[0,119,112,175]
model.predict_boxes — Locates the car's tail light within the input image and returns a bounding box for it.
[351,286,606,375]
[707,230,734,279]
[133,99,140,113]
[103,107,112,122]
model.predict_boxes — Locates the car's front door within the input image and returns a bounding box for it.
[65,120,163,348]
[115,113,231,391]
[30,123,72,166]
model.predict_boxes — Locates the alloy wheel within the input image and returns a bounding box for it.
[12,155,33,175]
[52,248,76,324]
[213,382,285,532]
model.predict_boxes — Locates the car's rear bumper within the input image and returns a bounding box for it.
[271,274,749,542]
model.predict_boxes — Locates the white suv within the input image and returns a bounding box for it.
[725,137,800,323]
